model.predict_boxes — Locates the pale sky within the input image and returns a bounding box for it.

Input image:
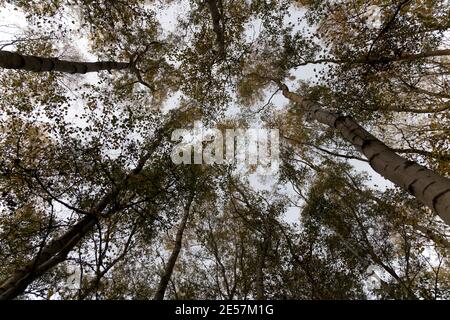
[0,2,395,229]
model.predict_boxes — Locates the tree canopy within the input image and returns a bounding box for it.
[0,0,449,300]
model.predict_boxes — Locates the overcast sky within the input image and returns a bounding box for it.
[0,2,395,226]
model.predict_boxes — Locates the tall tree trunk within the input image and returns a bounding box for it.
[0,50,130,74]
[255,236,270,300]
[0,215,97,300]
[206,0,225,57]
[0,119,171,300]
[153,193,194,300]
[279,84,450,226]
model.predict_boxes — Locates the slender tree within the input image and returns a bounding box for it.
[154,191,194,300]
[275,81,450,225]
[0,50,130,74]
[1,0,449,301]
[0,112,176,300]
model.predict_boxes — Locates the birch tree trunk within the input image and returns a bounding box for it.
[279,84,450,226]
[0,50,130,74]
[0,120,170,300]
[153,193,194,300]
